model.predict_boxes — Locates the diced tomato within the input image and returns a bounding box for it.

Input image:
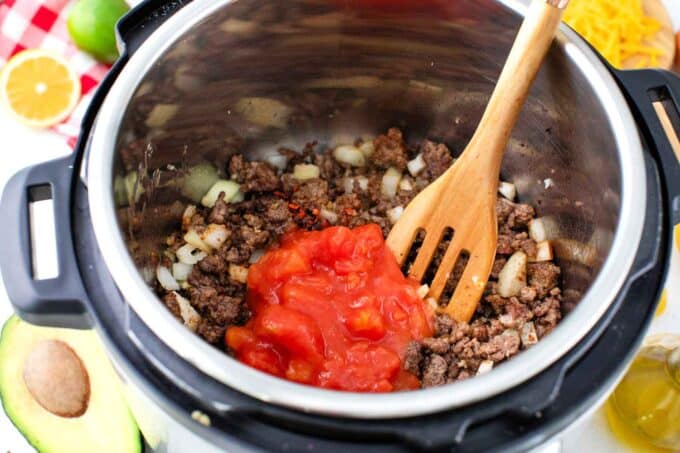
[254,305,324,362]
[225,326,256,350]
[239,344,285,377]
[392,370,422,391]
[237,225,433,392]
[285,359,316,384]
[345,306,386,340]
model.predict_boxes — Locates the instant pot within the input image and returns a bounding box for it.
[1,0,679,450]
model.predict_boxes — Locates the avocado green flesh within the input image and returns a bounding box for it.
[0,316,141,453]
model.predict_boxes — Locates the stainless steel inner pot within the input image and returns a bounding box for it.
[87,0,646,418]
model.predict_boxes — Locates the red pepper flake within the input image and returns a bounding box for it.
[288,203,300,211]
[343,208,357,216]
[312,208,320,217]
[297,211,306,219]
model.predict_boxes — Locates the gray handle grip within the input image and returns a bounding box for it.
[0,155,90,329]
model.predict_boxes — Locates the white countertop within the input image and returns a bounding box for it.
[1,2,679,451]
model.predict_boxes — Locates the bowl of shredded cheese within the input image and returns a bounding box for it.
[564,0,675,69]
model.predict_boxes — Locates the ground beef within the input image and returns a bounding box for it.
[528,262,561,297]
[371,127,409,170]
[422,354,448,387]
[291,179,329,207]
[404,185,564,386]
[148,127,565,385]
[208,193,230,224]
[420,139,453,179]
[228,154,280,193]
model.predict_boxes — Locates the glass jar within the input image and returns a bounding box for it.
[607,334,680,450]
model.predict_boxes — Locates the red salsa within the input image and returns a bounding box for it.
[226,224,433,392]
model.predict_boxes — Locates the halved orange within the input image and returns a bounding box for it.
[0,49,81,128]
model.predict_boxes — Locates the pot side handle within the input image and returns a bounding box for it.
[0,155,90,329]
[614,69,680,228]
[116,0,192,57]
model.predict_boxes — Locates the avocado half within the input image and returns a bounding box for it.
[0,316,141,453]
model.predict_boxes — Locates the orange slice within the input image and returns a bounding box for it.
[0,49,81,128]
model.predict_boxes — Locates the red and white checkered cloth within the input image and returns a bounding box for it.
[0,0,111,147]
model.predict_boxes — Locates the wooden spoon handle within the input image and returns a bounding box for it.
[466,0,568,176]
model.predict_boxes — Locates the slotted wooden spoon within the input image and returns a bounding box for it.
[387,0,569,322]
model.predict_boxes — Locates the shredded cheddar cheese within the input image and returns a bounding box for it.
[564,0,664,68]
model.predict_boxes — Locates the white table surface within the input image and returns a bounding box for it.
[1,3,679,452]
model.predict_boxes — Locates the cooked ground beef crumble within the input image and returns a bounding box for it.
[143,127,563,387]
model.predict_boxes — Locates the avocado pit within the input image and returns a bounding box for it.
[22,339,90,418]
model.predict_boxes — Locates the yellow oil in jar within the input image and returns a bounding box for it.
[606,339,680,451]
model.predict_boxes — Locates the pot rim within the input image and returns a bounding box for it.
[87,0,646,418]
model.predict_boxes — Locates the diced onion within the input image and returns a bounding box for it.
[333,145,366,167]
[182,205,197,231]
[407,153,426,176]
[343,176,368,194]
[416,284,430,299]
[201,180,241,208]
[231,191,244,203]
[157,266,180,291]
[399,178,413,191]
[359,140,374,157]
[497,251,527,298]
[249,249,264,264]
[201,224,230,249]
[477,360,494,375]
[343,176,355,192]
[499,314,516,327]
[229,264,249,283]
[181,163,219,203]
[528,217,562,243]
[498,181,517,200]
[184,229,212,253]
[381,167,402,198]
[424,298,438,312]
[172,291,201,332]
[172,262,194,281]
[521,322,538,347]
[145,104,179,128]
[387,205,404,224]
[293,164,320,181]
[533,241,554,262]
[176,244,207,265]
[529,218,548,242]
[320,209,338,224]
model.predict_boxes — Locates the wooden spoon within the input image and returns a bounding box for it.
[622,0,675,70]
[386,0,569,322]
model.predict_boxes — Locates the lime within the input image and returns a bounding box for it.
[67,0,130,64]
